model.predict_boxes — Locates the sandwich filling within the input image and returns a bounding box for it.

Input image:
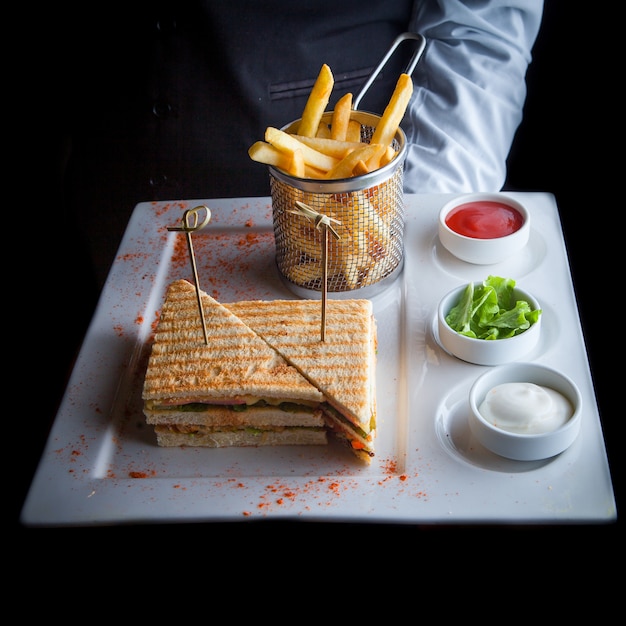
[145,401,324,430]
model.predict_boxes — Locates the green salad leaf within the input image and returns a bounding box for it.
[445,275,541,340]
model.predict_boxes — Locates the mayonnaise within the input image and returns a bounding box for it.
[478,382,573,434]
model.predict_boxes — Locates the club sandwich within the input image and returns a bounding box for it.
[142,279,377,462]
[142,280,327,448]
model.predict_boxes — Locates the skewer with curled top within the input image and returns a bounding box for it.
[290,201,341,341]
[167,205,212,345]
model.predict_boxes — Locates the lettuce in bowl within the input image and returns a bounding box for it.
[445,276,541,340]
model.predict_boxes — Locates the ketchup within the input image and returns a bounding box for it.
[445,201,524,239]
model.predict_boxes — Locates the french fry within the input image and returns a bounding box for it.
[249,140,326,178]
[346,119,362,142]
[333,231,362,289]
[379,145,397,167]
[248,141,291,170]
[316,122,331,138]
[305,165,329,179]
[285,260,324,286]
[290,134,364,159]
[362,255,390,283]
[353,151,394,176]
[283,220,324,258]
[364,180,394,224]
[370,73,413,148]
[322,196,365,288]
[353,160,369,176]
[353,191,391,247]
[346,211,369,260]
[265,127,338,172]
[331,92,353,141]
[288,148,305,178]
[298,64,334,137]
[323,143,385,179]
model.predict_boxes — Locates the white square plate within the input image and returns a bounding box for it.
[21,193,616,525]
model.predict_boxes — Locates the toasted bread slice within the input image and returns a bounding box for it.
[142,280,324,407]
[225,298,377,460]
[153,426,327,448]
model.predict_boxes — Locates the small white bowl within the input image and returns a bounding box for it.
[438,193,530,264]
[437,281,541,366]
[468,362,582,461]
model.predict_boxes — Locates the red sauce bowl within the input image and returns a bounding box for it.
[438,193,530,264]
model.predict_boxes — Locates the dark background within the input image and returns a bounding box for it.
[17,1,619,568]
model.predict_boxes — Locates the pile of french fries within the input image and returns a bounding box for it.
[253,63,413,290]
[248,63,413,179]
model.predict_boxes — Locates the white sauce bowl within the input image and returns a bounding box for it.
[468,362,582,461]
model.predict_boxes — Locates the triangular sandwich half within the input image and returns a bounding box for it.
[142,279,327,448]
[225,298,377,463]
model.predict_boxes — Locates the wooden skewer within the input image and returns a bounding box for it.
[167,205,212,345]
[290,201,341,341]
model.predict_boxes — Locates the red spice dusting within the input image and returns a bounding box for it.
[238,232,259,245]
[170,235,189,271]
[129,469,157,479]
[381,457,398,474]
[152,200,189,219]
[135,314,144,325]
[399,474,408,481]
[276,498,284,505]
[71,449,81,456]
[245,218,254,227]
[113,324,124,337]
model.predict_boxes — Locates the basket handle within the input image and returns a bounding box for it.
[353,32,426,111]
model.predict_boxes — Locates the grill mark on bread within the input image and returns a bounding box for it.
[225,299,375,428]
[142,281,324,403]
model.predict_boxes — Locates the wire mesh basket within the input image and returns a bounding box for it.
[268,32,424,299]
[270,110,407,298]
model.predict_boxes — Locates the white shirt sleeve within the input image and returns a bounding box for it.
[404,0,544,193]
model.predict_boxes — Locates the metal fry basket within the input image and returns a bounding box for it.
[270,111,406,298]
[268,32,425,299]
